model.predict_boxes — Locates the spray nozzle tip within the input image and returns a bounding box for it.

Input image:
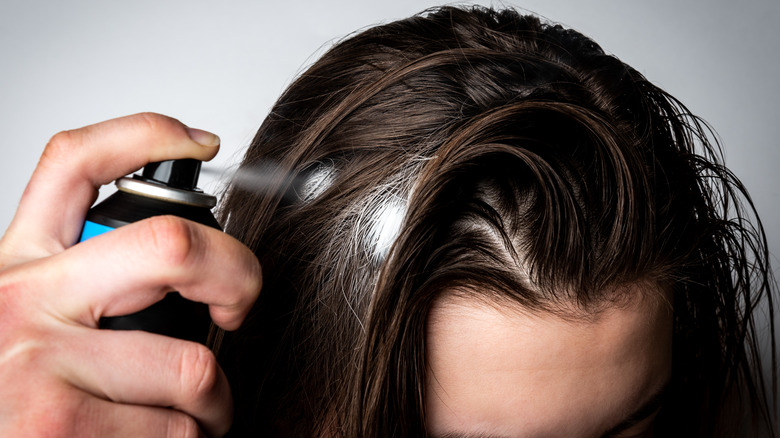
[141,159,201,190]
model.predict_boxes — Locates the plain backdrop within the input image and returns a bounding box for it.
[1,0,778,416]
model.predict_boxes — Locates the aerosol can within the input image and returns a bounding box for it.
[79,159,219,345]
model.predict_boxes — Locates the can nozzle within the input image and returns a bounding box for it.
[141,159,201,190]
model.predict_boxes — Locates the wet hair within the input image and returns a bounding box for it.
[217,5,777,437]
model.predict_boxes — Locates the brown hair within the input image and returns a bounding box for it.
[218,6,777,437]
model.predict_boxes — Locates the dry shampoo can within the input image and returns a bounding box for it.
[79,159,219,344]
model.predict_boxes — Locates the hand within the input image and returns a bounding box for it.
[0,113,262,437]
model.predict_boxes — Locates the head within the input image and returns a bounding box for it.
[218,6,776,437]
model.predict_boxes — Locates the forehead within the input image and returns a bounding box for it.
[425,288,673,437]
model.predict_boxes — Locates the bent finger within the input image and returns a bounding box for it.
[83,396,207,438]
[59,328,230,437]
[28,215,260,331]
[2,112,220,258]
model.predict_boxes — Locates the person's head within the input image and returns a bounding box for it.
[217,5,776,437]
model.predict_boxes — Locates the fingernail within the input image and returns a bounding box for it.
[186,127,221,147]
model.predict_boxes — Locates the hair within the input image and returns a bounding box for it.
[216,5,777,437]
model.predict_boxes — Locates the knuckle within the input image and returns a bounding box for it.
[0,274,22,320]
[241,255,263,306]
[23,387,86,438]
[248,254,263,290]
[234,250,262,299]
[62,396,96,438]
[133,112,180,138]
[167,412,201,438]
[177,342,220,401]
[135,111,165,131]
[140,216,196,268]
[41,130,76,165]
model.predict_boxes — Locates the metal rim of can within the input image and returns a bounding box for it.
[115,177,217,208]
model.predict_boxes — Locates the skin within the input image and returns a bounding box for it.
[0,112,674,437]
[426,288,673,438]
[0,113,262,437]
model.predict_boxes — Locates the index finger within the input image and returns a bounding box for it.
[29,216,263,331]
[1,113,220,260]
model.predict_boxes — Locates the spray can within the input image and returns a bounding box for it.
[79,159,219,345]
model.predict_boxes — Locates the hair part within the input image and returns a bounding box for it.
[218,5,777,437]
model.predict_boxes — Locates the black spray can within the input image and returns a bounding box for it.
[79,159,219,345]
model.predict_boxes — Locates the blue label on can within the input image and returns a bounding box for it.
[79,220,115,242]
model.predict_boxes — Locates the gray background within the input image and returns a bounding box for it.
[1,0,778,413]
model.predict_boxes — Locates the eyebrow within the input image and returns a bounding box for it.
[599,380,670,438]
[437,433,511,438]
[433,381,671,438]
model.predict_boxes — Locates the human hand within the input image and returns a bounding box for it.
[0,113,262,437]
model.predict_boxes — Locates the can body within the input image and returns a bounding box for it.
[80,187,220,344]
